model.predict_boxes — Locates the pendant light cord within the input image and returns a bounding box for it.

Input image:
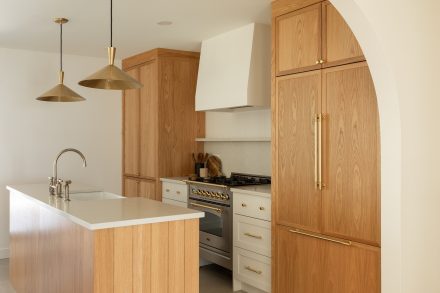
[110,0,113,47]
[60,22,63,71]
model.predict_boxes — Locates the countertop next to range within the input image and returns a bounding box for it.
[7,184,203,231]
[230,184,271,198]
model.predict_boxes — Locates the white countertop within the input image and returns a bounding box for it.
[160,177,188,184]
[7,184,204,231]
[230,184,271,198]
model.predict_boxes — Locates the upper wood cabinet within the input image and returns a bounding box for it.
[276,3,322,75]
[322,1,364,67]
[275,1,365,76]
[122,49,204,200]
[274,225,380,293]
[124,177,156,200]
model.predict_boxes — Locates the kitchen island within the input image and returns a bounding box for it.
[7,184,203,293]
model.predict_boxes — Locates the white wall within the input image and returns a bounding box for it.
[0,47,121,258]
[330,0,440,292]
[204,109,271,176]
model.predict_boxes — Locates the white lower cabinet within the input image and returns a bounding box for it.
[160,179,188,207]
[162,197,187,208]
[233,190,271,293]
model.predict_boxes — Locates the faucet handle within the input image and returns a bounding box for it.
[64,180,72,202]
[56,179,63,198]
[48,177,55,195]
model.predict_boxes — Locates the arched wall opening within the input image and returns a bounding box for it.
[329,1,402,292]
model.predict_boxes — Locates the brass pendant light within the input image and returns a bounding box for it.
[78,0,143,90]
[37,18,85,102]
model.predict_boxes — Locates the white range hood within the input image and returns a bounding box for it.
[195,23,270,111]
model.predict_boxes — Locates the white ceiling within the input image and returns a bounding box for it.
[0,0,271,58]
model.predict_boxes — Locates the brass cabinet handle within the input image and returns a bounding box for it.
[319,59,325,64]
[318,113,323,190]
[245,266,262,275]
[315,60,320,64]
[289,229,352,246]
[176,191,181,195]
[244,232,263,239]
[190,202,223,214]
[165,189,170,192]
[259,206,265,211]
[314,115,320,189]
[241,203,247,207]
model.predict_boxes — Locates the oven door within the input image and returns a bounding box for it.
[188,199,231,253]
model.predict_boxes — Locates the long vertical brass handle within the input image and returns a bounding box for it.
[314,115,319,189]
[318,114,323,190]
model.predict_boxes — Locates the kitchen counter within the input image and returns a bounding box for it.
[7,183,203,230]
[8,183,201,292]
[231,184,271,198]
[160,176,188,184]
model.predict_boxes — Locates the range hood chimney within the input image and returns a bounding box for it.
[195,23,270,112]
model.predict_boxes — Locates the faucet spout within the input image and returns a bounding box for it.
[52,148,87,182]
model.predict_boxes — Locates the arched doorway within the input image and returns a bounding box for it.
[330,1,402,292]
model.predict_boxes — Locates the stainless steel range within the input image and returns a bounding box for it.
[187,173,271,270]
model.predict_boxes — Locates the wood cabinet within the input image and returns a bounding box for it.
[122,49,204,200]
[124,177,156,199]
[274,1,365,76]
[272,0,380,292]
[274,62,380,244]
[275,225,380,293]
[275,70,321,232]
[322,63,380,245]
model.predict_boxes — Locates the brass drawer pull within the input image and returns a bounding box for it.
[241,203,247,207]
[245,266,262,275]
[165,189,170,192]
[259,206,265,211]
[289,229,352,246]
[244,232,262,239]
[176,191,181,195]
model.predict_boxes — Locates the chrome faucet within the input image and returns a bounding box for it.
[49,148,87,198]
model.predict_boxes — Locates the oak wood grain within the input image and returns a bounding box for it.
[184,219,199,293]
[169,221,185,293]
[139,179,156,200]
[123,68,141,177]
[276,3,322,75]
[139,61,159,179]
[124,176,139,197]
[114,227,133,293]
[322,1,365,68]
[272,0,323,18]
[133,224,152,293]
[151,222,169,293]
[94,229,114,293]
[322,62,380,246]
[275,70,322,232]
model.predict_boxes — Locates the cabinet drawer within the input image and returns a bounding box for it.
[233,192,271,221]
[234,247,271,292]
[234,215,271,257]
[162,198,188,208]
[162,182,188,202]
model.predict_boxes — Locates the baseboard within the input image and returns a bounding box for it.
[0,248,9,259]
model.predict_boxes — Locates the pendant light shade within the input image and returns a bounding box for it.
[78,0,143,90]
[37,18,85,102]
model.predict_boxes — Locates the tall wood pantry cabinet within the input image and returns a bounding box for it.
[272,1,380,292]
[122,48,204,200]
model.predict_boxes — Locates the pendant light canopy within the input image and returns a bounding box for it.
[37,18,85,102]
[78,0,143,90]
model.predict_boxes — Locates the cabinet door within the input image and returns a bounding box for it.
[139,61,158,178]
[322,239,380,293]
[139,179,156,200]
[276,3,322,76]
[274,225,380,293]
[322,2,364,67]
[322,62,380,245]
[275,70,322,232]
[123,68,140,176]
[275,225,322,293]
[124,177,139,197]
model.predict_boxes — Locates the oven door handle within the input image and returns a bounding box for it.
[190,202,223,214]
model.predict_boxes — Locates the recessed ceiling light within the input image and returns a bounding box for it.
[157,21,173,26]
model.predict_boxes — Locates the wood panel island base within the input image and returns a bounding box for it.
[7,184,203,293]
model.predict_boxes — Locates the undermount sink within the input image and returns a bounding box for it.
[68,191,124,201]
